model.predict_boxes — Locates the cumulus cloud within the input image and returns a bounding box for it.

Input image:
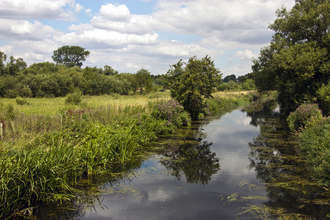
[75,3,84,13]
[0,19,59,41]
[85,8,92,17]
[91,14,157,35]
[53,29,159,49]
[0,45,14,55]
[99,4,131,21]
[0,0,76,20]
[232,49,256,60]
[11,40,58,54]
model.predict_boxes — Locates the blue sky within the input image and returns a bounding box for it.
[0,0,295,76]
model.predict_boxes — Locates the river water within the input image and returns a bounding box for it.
[37,100,330,219]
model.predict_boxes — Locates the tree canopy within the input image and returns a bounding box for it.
[136,68,153,94]
[52,46,90,68]
[165,55,222,120]
[252,0,330,113]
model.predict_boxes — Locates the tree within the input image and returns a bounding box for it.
[223,74,237,82]
[165,55,222,120]
[0,51,7,75]
[252,0,330,114]
[7,56,27,75]
[104,65,118,75]
[135,69,152,94]
[52,45,90,68]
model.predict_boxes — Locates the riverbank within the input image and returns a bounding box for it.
[286,103,330,187]
[0,91,262,219]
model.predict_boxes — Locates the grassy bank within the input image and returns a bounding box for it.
[0,91,256,219]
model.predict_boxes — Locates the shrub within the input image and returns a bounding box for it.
[16,97,29,105]
[65,92,82,105]
[151,99,190,127]
[5,104,16,120]
[299,118,330,186]
[287,103,323,131]
[317,82,330,116]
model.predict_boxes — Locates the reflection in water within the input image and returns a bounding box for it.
[160,140,220,185]
[242,100,330,219]
[36,99,330,220]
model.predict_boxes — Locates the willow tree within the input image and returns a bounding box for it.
[252,0,330,114]
[165,55,222,120]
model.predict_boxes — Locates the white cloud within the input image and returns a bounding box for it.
[126,63,141,70]
[11,40,58,54]
[0,0,76,20]
[0,45,14,55]
[53,29,159,49]
[85,8,92,17]
[75,3,84,13]
[233,49,256,60]
[91,14,157,35]
[0,19,59,41]
[99,3,131,21]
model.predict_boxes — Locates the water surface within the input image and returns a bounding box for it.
[38,100,330,219]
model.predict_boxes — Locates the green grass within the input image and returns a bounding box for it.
[0,90,171,116]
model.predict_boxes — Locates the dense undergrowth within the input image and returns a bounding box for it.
[0,92,257,219]
[287,103,330,187]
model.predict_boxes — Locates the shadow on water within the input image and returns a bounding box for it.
[241,100,330,219]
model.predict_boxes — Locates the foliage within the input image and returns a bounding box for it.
[5,104,16,120]
[65,91,83,105]
[317,82,330,116]
[151,99,191,127]
[136,69,153,94]
[223,74,237,82]
[252,0,330,115]
[287,103,323,131]
[299,118,330,186]
[52,45,90,68]
[165,55,222,120]
[16,97,29,105]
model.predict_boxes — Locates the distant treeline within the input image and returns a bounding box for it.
[0,59,163,98]
[217,73,255,91]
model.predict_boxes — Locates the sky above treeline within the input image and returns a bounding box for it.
[0,0,295,76]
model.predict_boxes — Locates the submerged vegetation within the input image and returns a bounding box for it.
[240,100,330,219]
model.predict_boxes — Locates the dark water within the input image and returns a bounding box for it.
[37,100,330,219]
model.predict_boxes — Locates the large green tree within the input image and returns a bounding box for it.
[136,68,153,94]
[52,45,90,68]
[165,55,222,120]
[252,0,330,113]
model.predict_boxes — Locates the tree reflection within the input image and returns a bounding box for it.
[241,99,278,127]
[160,140,220,185]
[245,100,330,219]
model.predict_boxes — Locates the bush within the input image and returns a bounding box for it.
[317,82,330,116]
[151,99,190,127]
[5,104,16,120]
[65,92,82,105]
[287,103,323,131]
[299,118,330,186]
[16,97,29,105]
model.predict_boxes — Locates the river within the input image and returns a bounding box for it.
[36,100,330,219]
